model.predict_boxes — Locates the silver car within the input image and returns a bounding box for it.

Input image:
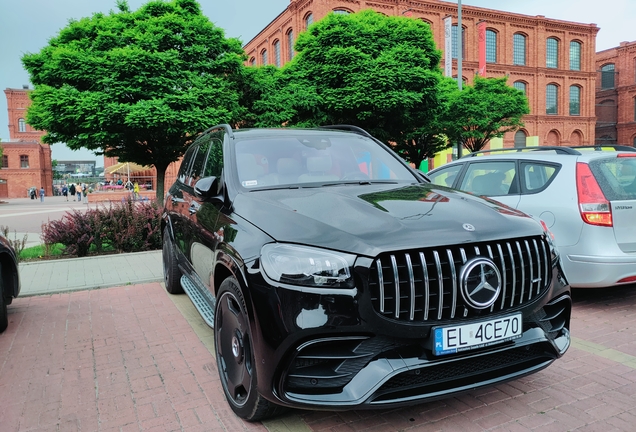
[427,146,636,288]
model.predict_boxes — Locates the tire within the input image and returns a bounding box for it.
[0,263,8,333]
[214,277,284,421]
[162,226,183,294]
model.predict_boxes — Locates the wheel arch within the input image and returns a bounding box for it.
[0,252,20,300]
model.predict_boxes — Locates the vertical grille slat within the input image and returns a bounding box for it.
[525,240,535,301]
[376,259,385,313]
[419,252,430,321]
[369,236,552,323]
[433,251,443,320]
[405,253,415,321]
[390,255,400,319]
[516,241,526,305]
[447,249,457,319]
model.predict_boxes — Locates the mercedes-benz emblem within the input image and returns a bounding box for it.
[459,257,502,309]
[463,223,475,232]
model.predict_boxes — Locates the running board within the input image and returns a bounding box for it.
[180,275,216,328]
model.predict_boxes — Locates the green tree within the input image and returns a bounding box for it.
[441,76,529,154]
[254,10,445,168]
[22,0,247,204]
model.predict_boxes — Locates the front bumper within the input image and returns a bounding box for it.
[247,261,571,410]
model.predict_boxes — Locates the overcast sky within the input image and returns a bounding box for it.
[1,0,634,163]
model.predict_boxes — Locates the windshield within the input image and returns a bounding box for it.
[234,134,417,189]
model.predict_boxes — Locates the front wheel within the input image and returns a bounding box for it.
[162,226,183,294]
[214,277,284,421]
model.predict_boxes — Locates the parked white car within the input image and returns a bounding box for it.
[427,145,636,288]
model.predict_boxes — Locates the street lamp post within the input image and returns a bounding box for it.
[457,0,463,159]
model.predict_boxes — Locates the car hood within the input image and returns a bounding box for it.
[232,183,543,257]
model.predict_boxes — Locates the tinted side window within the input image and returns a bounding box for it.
[428,164,463,187]
[188,134,214,186]
[590,157,636,200]
[177,145,197,184]
[203,133,224,178]
[521,162,560,193]
[459,161,517,196]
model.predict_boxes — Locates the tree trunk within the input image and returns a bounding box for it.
[155,164,168,207]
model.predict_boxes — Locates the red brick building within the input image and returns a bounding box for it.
[595,40,636,146]
[243,0,600,149]
[1,87,53,199]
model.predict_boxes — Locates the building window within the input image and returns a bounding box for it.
[514,130,527,148]
[513,33,526,66]
[569,86,581,116]
[452,25,465,59]
[261,49,268,66]
[486,29,497,63]
[333,9,349,15]
[20,155,29,168]
[305,13,313,30]
[546,38,559,69]
[634,97,636,121]
[513,81,527,95]
[249,57,255,66]
[601,63,615,89]
[18,118,26,133]
[570,41,581,71]
[273,40,281,67]
[2,155,8,168]
[287,29,294,61]
[546,84,558,115]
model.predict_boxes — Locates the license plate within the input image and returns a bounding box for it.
[433,313,522,356]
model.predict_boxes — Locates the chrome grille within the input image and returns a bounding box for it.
[369,236,551,322]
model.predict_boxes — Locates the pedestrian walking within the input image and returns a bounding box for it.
[76,184,82,202]
[39,186,45,202]
[61,184,69,201]
[29,187,36,200]
[69,183,76,199]
[82,184,88,203]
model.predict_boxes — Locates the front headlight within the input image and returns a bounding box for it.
[261,244,356,288]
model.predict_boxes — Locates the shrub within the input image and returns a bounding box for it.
[41,198,162,257]
[0,225,28,261]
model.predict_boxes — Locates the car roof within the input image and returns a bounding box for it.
[232,127,366,140]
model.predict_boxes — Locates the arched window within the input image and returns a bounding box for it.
[273,40,281,67]
[513,33,526,66]
[249,57,256,66]
[570,41,581,71]
[546,38,559,68]
[452,25,465,59]
[514,130,527,148]
[546,84,558,115]
[601,63,615,89]
[486,29,497,63]
[20,155,29,168]
[569,86,581,116]
[513,81,527,95]
[261,49,268,66]
[305,13,313,30]
[2,155,8,169]
[333,9,350,15]
[634,97,636,121]
[286,29,294,61]
[18,118,26,133]
[633,136,636,147]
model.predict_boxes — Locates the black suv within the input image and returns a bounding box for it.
[161,125,571,421]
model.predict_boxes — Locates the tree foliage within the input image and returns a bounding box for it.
[253,10,448,168]
[22,0,247,204]
[441,76,529,153]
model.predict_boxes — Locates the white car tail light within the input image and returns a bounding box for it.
[576,162,612,227]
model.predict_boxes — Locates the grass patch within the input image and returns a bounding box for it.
[19,242,117,261]
[20,243,65,260]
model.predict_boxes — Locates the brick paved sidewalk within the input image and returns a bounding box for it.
[2,283,636,431]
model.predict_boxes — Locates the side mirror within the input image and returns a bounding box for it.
[194,176,224,202]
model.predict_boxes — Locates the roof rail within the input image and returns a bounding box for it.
[462,146,581,158]
[572,144,636,152]
[201,123,234,139]
[319,124,374,139]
